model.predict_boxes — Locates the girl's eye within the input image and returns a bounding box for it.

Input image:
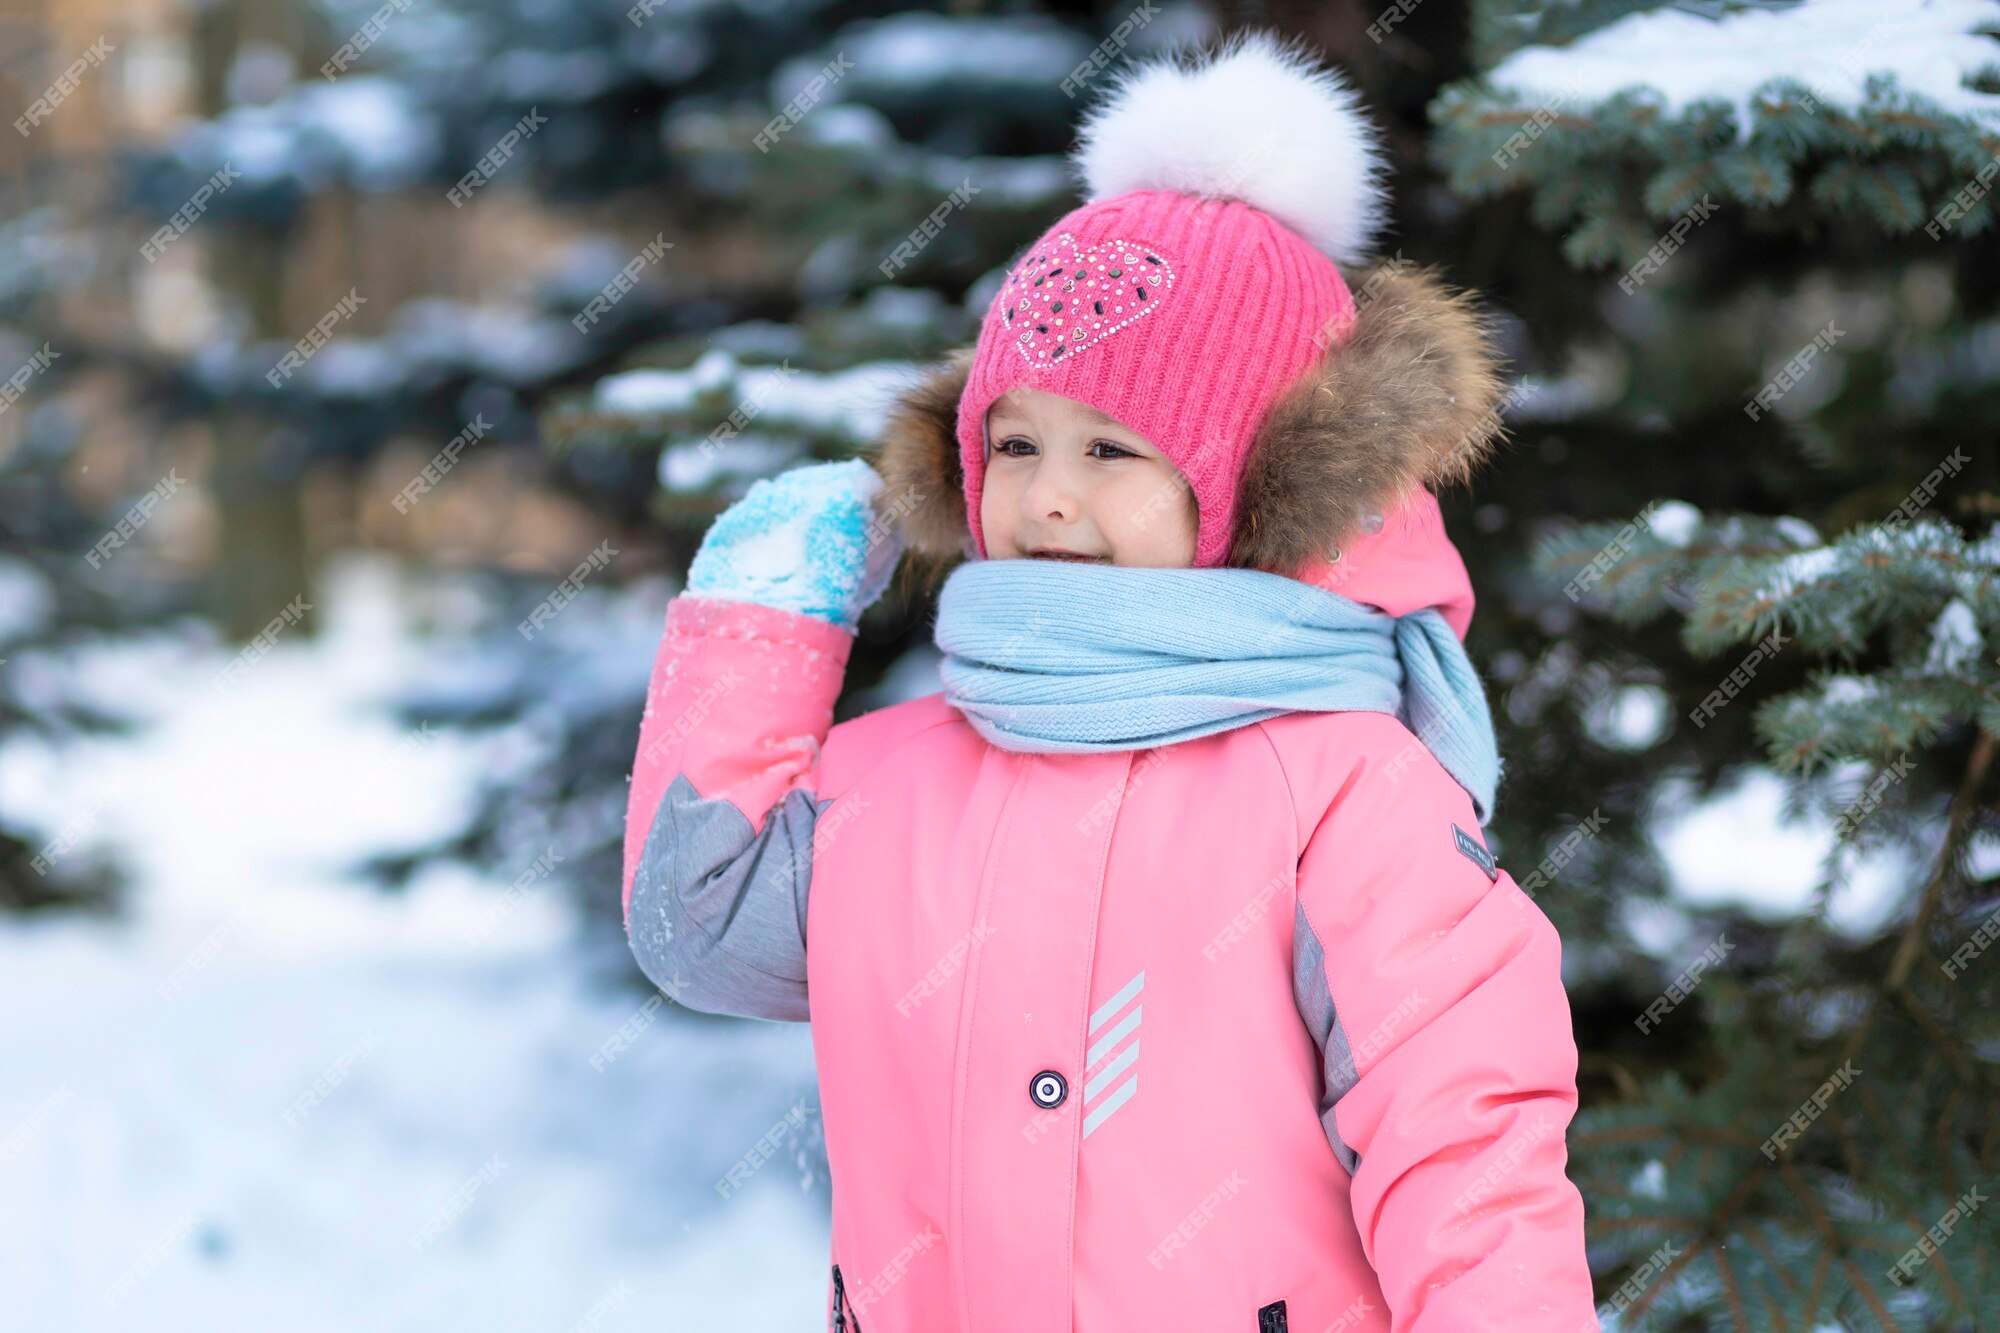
[991,437,1132,459]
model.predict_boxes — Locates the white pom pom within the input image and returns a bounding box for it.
[1070,28,1391,266]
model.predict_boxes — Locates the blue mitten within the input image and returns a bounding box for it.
[684,458,905,633]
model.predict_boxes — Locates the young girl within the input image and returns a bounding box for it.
[622,30,1595,1332]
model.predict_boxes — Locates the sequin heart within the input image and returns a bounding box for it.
[998,233,1177,368]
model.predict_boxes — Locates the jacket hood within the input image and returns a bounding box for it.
[870,261,1508,643]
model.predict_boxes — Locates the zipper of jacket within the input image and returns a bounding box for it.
[832,1263,856,1331]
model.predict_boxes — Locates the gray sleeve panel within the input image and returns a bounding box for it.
[1292,898,1362,1175]
[626,770,829,1023]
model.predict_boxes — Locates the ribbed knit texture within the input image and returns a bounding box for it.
[933,559,1502,824]
[956,189,1357,568]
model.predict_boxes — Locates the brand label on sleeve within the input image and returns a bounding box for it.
[1452,823,1498,882]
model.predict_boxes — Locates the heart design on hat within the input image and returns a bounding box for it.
[998,232,1177,369]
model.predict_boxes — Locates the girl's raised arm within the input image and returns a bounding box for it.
[621,460,902,1022]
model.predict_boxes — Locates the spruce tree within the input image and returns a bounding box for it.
[1437,1,2000,1326]
[554,8,2000,1324]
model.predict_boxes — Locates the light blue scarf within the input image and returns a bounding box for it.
[932,559,1502,825]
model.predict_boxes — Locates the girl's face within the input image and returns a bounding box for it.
[980,386,1198,568]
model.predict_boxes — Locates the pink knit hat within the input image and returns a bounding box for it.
[954,30,1392,569]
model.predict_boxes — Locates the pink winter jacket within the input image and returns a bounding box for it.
[621,495,1597,1332]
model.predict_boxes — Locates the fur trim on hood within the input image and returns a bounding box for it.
[870,262,1509,588]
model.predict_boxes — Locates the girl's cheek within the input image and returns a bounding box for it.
[981,474,1017,551]
[1099,478,1149,550]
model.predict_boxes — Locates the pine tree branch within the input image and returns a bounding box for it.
[1935,1085,1967,1194]
[1623,1160,1769,1323]
[1905,1198,1971,1311]
[1827,1101,1867,1188]
[1889,730,1995,995]
[1984,1093,2000,1174]
[1716,1248,1751,1328]
[1892,985,1978,1086]
[1742,1224,1799,1331]
[1804,1247,1833,1330]
[1775,1156,1902,1332]
[1595,1214,1704,1233]
[1839,727,1998,1070]
[1853,1076,1917,1184]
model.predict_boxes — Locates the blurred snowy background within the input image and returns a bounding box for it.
[3,0,1999,1329]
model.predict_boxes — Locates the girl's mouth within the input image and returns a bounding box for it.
[1028,549,1108,563]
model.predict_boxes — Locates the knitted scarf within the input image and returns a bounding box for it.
[932,559,1502,824]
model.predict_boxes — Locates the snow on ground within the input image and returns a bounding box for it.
[0,553,828,1332]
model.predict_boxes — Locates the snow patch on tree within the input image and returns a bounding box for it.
[1486,0,2000,138]
[1922,597,1982,673]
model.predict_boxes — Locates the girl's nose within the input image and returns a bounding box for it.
[1021,459,1081,522]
